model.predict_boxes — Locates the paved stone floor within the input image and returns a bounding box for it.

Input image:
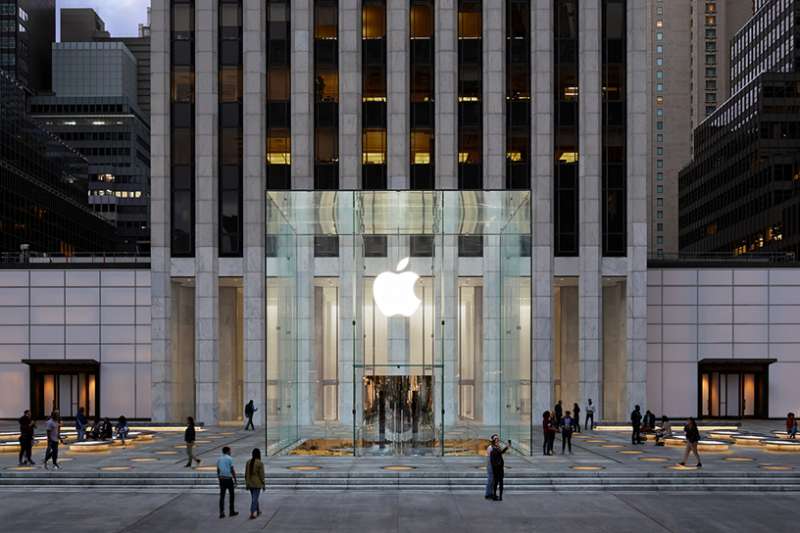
[1,420,799,476]
[0,489,797,532]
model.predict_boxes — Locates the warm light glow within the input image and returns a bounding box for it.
[559,152,579,163]
[69,441,112,453]
[362,96,387,102]
[507,151,523,162]
[413,153,431,164]
[458,96,479,102]
[267,153,291,165]
[763,440,800,452]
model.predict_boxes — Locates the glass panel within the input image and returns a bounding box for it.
[264,191,532,456]
[726,373,740,417]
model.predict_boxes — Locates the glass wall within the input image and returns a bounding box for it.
[265,191,532,456]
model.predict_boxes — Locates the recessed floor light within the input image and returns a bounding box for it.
[382,465,415,471]
[724,457,755,462]
[639,457,669,462]
[571,465,604,471]
[288,465,322,471]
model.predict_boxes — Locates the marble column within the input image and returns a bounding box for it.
[291,0,313,189]
[194,0,220,425]
[150,0,172,422]
[339,0,362,189]
[243,0,265,426]
[532,0,554,420]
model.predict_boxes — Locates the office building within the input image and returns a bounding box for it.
[679,0,800,258]
[59,7,109,42]
[0,68,115,255]
[30,42,151,253]
[0,0,55,94]
[648,0,753,256]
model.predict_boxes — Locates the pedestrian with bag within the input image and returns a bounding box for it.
[217,446,239,518]
[18,409,35,465]
[561,411,574,454]
[245,448,266,519]
[244,400,257,431]
[679,417,702,468]
[184,416,201,468]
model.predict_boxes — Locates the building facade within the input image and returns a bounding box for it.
[647,0,752,256]
[146,0,648,454]
[29,42,151,254]
[679,0,800,258]
[0,0,55,94]
[0,69,116,255]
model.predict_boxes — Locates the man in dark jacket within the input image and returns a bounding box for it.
[18,410,35,465]
[244,400,257,431]
[490,436,511,501]
[554,400,563,428]
[631,405,643,445]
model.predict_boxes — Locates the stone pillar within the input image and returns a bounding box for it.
[483,0,505,190]
[578,0,602,420]
[532,0,554,420]
[435,0,457,190]
[627,0,649,411]
[339,0,361,189]
[194,0,220,425]
[291,0,313,189]
[150,0,171,422]
[243,0,265,426]
[387,0,409,189]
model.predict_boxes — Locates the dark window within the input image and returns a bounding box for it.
[363,235,387,257]
[458,0,482,189]
[458,235,483,257]
[410,235,434,257]
[171,0,195,257]
[266,0,291,189]
[410,0,435,188]
[506,0,531,189]
[314,0,339,188]
[219,0,243,256]
[362,0,387,192]
[602,0,626,256]
[314,235,339,257]
[554,0,579,256]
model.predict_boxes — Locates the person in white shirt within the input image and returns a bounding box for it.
[43,410,63,470]
[585,399,596,430]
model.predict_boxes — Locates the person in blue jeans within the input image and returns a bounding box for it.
[484,434,498,499]
[217,447,239,518]
[245,448,265,519]
[75,407,88,442]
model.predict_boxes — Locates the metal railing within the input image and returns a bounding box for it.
[649,251,797,264]
[0,251,150,265]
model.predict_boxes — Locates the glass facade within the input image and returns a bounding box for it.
[506,0,531,190]
[266,0,291,189]
[264,191,532,455]
[601,0,626,256]
[219,0,243,257]
[314,0,339,189]
[457,0,482,189]
[170,0,195,257]
[410,0,435,189]
[554,0,579,256]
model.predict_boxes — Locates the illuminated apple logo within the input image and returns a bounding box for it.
[373,257,421,318]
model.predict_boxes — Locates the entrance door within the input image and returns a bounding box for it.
[360,375,434,455]
[26,361,100,420]
[698,361,770,419]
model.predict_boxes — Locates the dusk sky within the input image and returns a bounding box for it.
[56,0,151,40]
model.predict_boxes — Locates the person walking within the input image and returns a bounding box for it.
[786,412,797,439]
[542,411,556,456]
[489,435,510,501]
[18,409,35,465]
[217,446,238,518]
[585,399,595,430]
[75,407,88,442]
[116,415,129,446]
[184,416,201,468]
[43,410,63,470]
[554,400,563,429]
[561,411,574,454]
[484,434,497,499]
[630,405,643,445]
[244,400,257,431]
[245,448,266,519]
[572,403,581,433]
[679,417,702,468]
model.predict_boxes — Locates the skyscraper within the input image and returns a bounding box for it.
[0,0,55,94]
[648,0,753,256]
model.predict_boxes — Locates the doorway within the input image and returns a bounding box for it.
[360,375,434,455]
[26,360,100,420]
[698,359,772,419]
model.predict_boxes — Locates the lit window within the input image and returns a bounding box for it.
[656,20,663,28]
[656,32,663,41]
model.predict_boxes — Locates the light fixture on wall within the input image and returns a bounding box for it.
[373,257,422,318]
